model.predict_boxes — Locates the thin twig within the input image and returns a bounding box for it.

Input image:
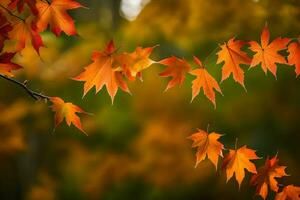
[0,4,25,22]
[203,46,220,66]
[0,75,51,101]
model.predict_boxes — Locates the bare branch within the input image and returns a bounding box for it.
[0,75,51,101]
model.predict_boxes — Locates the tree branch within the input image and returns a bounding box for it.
[0,75,51,101]
[0,4,25,22]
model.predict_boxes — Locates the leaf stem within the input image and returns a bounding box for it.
[0,75,51,101]
[206,124,210,133]
[235,138,238,150]
[203,46,220,66]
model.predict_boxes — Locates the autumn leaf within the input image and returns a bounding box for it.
[275,185,300,200]
[216,38,251,88]
[50,97,87,134]
[35,0,83,36]
[250,155,288,199]
[8,17,44,54]
[188,128,224,169]
[287,41,300,77]
[249,25,290,78]
[190,56,222,108]
[8,0,38,15]
[222,145,260,187]
[116,46,156,81]
[159,56,191,91]
[0,12,12,50]
[73,40,130,103]
[0,52,22,77]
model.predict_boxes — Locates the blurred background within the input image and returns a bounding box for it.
[0,0,300,199]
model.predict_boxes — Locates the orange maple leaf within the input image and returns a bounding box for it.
[222,145,260,188]
[287,41,300,77]
[250,155,288,199]
[50,97,87,134]
[188,128,224,169]
[117,46,156,81]
[190,56,222,108]
[216,38,251,88]
[35,0,83,36]
[0,52,22,77]
[8,17,44,54]
[275,185,300,200]
[159,56,191,91]
[249,25,290,78]
[73,40,130,103]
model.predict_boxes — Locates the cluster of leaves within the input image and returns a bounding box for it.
[188,128,300,200]
[0,1,299,199]
[73,25,300,109]
[0,0,87,131]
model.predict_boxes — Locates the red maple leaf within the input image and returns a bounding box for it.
[0,12,13,50]
[0,52,22,77]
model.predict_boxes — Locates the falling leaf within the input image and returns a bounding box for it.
[159,56,191,91]
[73,40,130,103]
[222,145,260,187]
[0,12,12,50]
[250,155,288,199]
[216,38,251,88]
[50,97,87,134]
[287,41,300,77]
[249,25,290,78]
[188,128,224,169]
[275,185,300,200]
[8,17,44,54]
[117,46,156,81]
[0,52,22,77]
[35,0,83,36]
[190,56,222,108]
[8,0,38,15]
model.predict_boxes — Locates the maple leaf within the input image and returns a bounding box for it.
[187,128,224,169]
[222,145,260,188]
[73,40,130,103]
[116,46,156,81]
[8,17,44,54]
[0,12,12,50]
[249,25,290,78]
[158,56,191,91]
[216,38,251,88]
[8,0,38,15]
[35,0,83,36]
[50,97,87,134]
[250,155,288,199]
[287,41,300,77]
[190,56,222,108]
[0,52,22,77]
[275,185,300,200]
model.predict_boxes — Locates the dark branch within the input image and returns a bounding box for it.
[0,4,25,22]
[0,75,51,101]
